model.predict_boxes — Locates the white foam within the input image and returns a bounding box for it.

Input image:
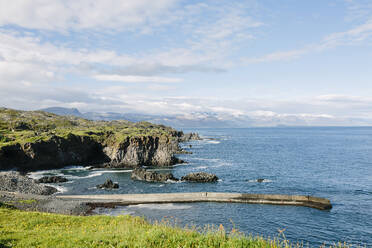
[51,185,68,194]
[63,171,104,179]
[165,179,183,184]
[127,203,192,210]
[64,169,132,180]
[27,170,63,179]
[193,166,208,170]
[191,158,221,162]
[206,140,220,144]
[61,166,87,171]
[247,179,272,183]
[92,207,135,216]
[210,162,232,168]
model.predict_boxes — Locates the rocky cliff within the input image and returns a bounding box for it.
[0,108,197,171]
[102,136,182,168]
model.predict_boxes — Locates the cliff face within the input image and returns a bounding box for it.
[0,108,198,171]
[102,136,182,168]
[0,134,186,171]
[0,134,108,171]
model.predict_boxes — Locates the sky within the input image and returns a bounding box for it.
[0,0,371,126]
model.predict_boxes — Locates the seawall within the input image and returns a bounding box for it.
[57,192,332,210]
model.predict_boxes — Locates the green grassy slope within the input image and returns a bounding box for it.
[0,108,178,148]
[0,205,351,248]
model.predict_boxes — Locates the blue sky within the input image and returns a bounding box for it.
[0,0,371,125]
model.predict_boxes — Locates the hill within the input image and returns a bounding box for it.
[0,108,192,171]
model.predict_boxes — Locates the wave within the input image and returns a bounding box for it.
[61,165,88,171]
[247,179,272,183]
[71,169,132,179]
[52,185,69,194]
[27,170,65,179]
[165,179,183,184]
[193,166,208,170]
[30,168,132,180]
[92,207,136,216]
[191,158,221,162]
[127,203,192,210]
[206,140,220,144]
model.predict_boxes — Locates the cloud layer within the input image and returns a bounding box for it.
[0,1,371,126]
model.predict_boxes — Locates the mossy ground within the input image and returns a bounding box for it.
[0,205,351,248]
[0,108,177,148]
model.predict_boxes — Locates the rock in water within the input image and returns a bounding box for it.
[96,179,119,189]
[181,172,218,183]
[0,171,57,195]
[131,168,179,182]
[36,176,68,184]
[179,132,201,142]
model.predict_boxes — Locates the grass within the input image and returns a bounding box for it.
[0,206,352,248]
[0,108,179,148]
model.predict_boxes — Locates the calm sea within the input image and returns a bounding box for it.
[30,127,372,246]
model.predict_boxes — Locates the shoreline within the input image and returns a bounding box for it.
[57,192,332,211]
[0,190,332,218]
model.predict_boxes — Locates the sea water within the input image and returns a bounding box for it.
[29,127,372,246]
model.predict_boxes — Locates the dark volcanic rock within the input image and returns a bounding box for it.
[102,136,183,168]
[0,134,109,171]
[181,172,218,183]
[131,168,179,182]
[96,179,119,189]
[36,176,68,184]
[0,171,57,195]
[178,132,201,142]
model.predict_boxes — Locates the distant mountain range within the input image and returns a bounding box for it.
[40,107,239,128]
[40,107,366,128]
[40,107,84,118]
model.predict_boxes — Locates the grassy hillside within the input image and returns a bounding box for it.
[0,108,178,148]
[0,205,350,248]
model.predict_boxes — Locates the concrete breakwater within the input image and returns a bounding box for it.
[57,192,332,210]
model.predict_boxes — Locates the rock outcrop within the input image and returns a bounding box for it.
[96,179,119,189]
[0,171,57,195]
[178,132,201,142]
[131,168,179,182]
[0,108,198,172]
[0,133,188,171]
[0,134,108,171]
[36,176,68,184]
[181,172,218,183]
[102,136,183,168]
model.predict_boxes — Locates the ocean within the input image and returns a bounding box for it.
[29,127,372,246]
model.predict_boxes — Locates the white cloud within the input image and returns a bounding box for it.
[0,0,178,32]
[243,48,309,63]
[320,20,372,48]
[243,18,372,63]
[316,94,372,105]
[93,74,182,83]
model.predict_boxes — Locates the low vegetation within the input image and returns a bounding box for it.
[0,108,178,148]
[0,205,351,248]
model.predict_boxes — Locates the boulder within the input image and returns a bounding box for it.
[181,172,218,183]
[131,168,179,182]
[0,171,57,195]
[179,132,201,142]
[36,176,68,184]
[96,179,119,189]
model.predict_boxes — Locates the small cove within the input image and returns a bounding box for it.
[29,127,372,246]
